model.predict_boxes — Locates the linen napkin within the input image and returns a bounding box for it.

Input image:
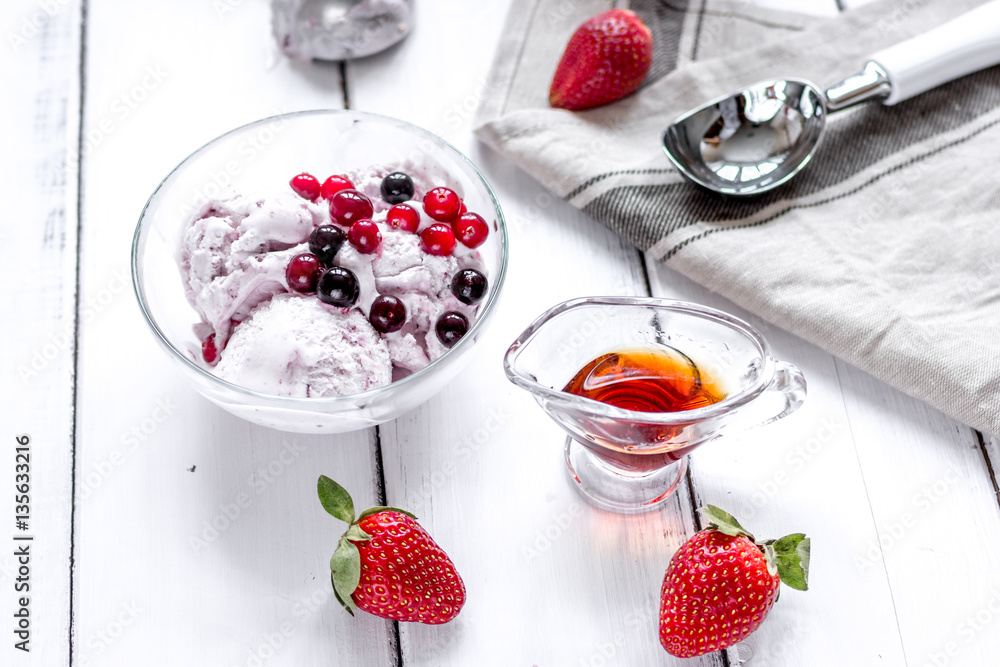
[475,0,1000,436]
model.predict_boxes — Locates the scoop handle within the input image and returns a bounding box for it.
[871,0,1000,105]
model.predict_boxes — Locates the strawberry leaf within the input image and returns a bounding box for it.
[357,506,418,521]
[699,505,753,539]
[330,538,361,613]
[344,524,371,543]
[317,476,355,524]
[330,571,355,617]
[771,533,810,591]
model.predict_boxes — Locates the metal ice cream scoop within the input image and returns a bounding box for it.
[272,0,414,62]
[662,0,1000,196]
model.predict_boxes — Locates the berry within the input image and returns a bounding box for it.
[369,295,407,333]
[549,9,653,111]
[202,334,219,365]
[321,174,355,200]
[348,219,382,254]
[318,476,466,624]
[453,212,489,248]
[290,172,321,201]
[380,171,415,205]
[309,225,347,266]
[459,200,467,215]
[329,189,374,226]
[450,269,488,305]
[387,203,420,233]
[317,266,360,308]
[285,253,322,293]
[659,506,810,658]
[420,224,456,256]
[435,312,469,348]
[423,187,462,222]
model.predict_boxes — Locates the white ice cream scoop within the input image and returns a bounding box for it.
[662,0,1000,196]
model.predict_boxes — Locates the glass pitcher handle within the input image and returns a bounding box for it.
[757,360,807,426]
[724,360,807,435]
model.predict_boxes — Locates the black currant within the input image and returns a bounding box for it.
[317,266,360,307]
[436,312,469,348]
[450,269,488,305]
[369,295,407,333]
[380,171,415,205]
[308,225,347,266]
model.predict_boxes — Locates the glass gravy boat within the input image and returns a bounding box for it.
[504,297,806,513]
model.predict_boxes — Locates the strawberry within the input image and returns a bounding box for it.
[659,506,810,658]
[317,475,466,624]
[549,9,653,111]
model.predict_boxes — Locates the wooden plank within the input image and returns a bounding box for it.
[347,0,858,663]
[648,257,1000,667]
[0,1,82,664]
[346,1,728,664]
[833,363,1000,666]
[375,171,722,666]
[644,261,909,665]
[647,251,1000,664]
[73,1,394,665]
[980,433,1000,507]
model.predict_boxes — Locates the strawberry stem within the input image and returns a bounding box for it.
[358,506,418,521]
[699,505,754,540]
[698,505,810,592]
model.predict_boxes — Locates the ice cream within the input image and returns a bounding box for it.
[215,293,391,398]
[178,163,492,399]
[179,193,323,344]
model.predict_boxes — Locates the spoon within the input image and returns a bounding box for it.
[662,0,1000,196]
[273,0,414,62]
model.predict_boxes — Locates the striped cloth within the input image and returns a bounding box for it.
[475,0,1000,435]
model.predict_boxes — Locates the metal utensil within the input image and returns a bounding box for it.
[273,0,414,62]
[662,0,1000,196]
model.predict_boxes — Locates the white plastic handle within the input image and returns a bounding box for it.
[871,0,1000,105]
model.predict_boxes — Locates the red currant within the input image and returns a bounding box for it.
[420,224,456,256]
[453,212,489,248]
[329,189,374,226]
[290,173,321,201]
[320,174,355,200]
[348,219,382,254]
[423,187,462,222]
[202,333,219,365]
[387,203,420,233]
[285,253,322,292]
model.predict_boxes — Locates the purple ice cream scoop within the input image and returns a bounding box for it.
[216,293,392,398]
[178,193,324,344]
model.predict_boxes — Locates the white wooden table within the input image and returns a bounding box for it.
[5,0,1000,665]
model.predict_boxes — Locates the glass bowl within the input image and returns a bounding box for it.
[505,297,806,513]
[132,110,508,433]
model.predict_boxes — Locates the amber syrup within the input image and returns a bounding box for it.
[563,346,726,413]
